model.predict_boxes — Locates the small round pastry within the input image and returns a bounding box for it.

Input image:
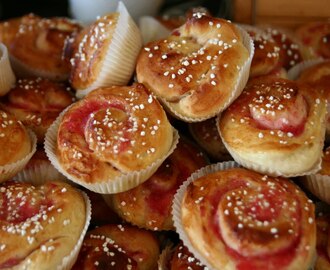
[136,12,253,121]
[72,224,160,270]
[218,77,327,177]
[0,77,75,143]
[0,181,91,270]
[173,162,316,270]
[314,213,330,270]
[105,137,208,231]
[295,21,330,59]
[69,3,142,98]
[45,83,178,194]
[189,117,231,161]
[1,13,81,81]
[0,110,36,182]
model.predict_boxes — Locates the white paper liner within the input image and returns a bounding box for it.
[0,43,15,96]
[138,16,171,45]
[287,58,327,80]
[58,190,91,270]
[158,24,255,123]
[303,174,330,205]
[172,161,240,270]
[75,2,143,99]
[158,244,175,270]
[0,129,37,183]
[44,106,180,194]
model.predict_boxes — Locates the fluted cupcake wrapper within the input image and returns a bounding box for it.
[287,58,327,80]
[76,2,143,99]
[138,16,171,45]
[172,161,240,270]
[303,174,330,205]
[159,25,255,123]
[0,43,15,96]
[58,190,91,270]
[0,129,37,183]
[44,105,180,194]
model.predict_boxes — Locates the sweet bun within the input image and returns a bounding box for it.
[72,224,160,270]
[46,83,178,193]
[173,162,316,270]
[0,77,75,143]
[0,13,81,81]
[105,137,208,231]
[315,213,330,270]
[69,3,142,98]
[218,77,326,177]
[136,12,253,121]
[0,181,90,270]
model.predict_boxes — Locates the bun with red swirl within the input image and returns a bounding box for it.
[136,12,253,121]
[173,163,316,270]
[45,83,178,194]
[0,77,75,143]
[105,137,208,231]
[218,77,326,177]
[0,181,90,270]
[0,13,81,81]
[72,224,160,270]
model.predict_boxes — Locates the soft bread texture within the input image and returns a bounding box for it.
[177,166,316,270]
[136,12,251,120]
[0,181,87,270]
[106,138,208,231]
[0,78,74,143]
[0,14,81,81]
[56,84,174,184]
[72,224,160,270]
[219,77,326,177]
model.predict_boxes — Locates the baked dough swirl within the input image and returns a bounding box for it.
[173,163,316,270]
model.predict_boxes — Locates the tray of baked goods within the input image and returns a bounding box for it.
[0,0,329,269]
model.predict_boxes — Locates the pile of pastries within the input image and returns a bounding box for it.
[1,2,330,269]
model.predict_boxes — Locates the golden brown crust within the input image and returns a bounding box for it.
[0,110,31,166]
[319,147,330,175]
[219,77,326,176]
[0,181,87,270]
[315,214,330,270]
[72,224,160,270]
[0,78,74,143]
[1,14,81,80]
[56,83,174,184]
[136,14,250,119]
[108,138,208,231]
[180,167,316,270]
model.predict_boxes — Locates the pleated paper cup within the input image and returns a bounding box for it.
[303,174,330,205]
[0,43,15,96]
[0,130,37,183]
[44,107,179,194]
[159,24,254,122]
[75,2,142,99]
[287,58,327,80]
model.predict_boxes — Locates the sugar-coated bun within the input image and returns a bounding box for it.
[0,13,81,81]
[0,77,75,143]
[72,224,160,270]
[136,12,252,121]
[219,77,326,177]
[106,137,208,231]
[0,181,89,270]
[315,214,330,270]
[174,165,316,270]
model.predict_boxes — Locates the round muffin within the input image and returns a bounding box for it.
[105,137,208,231]
[46,83,178,193]
[173,162,316,270]
[0,77,75,143]
[136,11,253,121]
[72,224,160,270]
[0,13,81,81]
[0,180,90,270]
[218,77,327,177]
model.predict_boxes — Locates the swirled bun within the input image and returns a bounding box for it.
[0,181,90,270]
[315,214,330,270]
[72,224,160,270]
[218,77,326,177]
[173,163,316,270]
[0,77,75,143]
[136,12,252,121]
[0,13,81,81]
